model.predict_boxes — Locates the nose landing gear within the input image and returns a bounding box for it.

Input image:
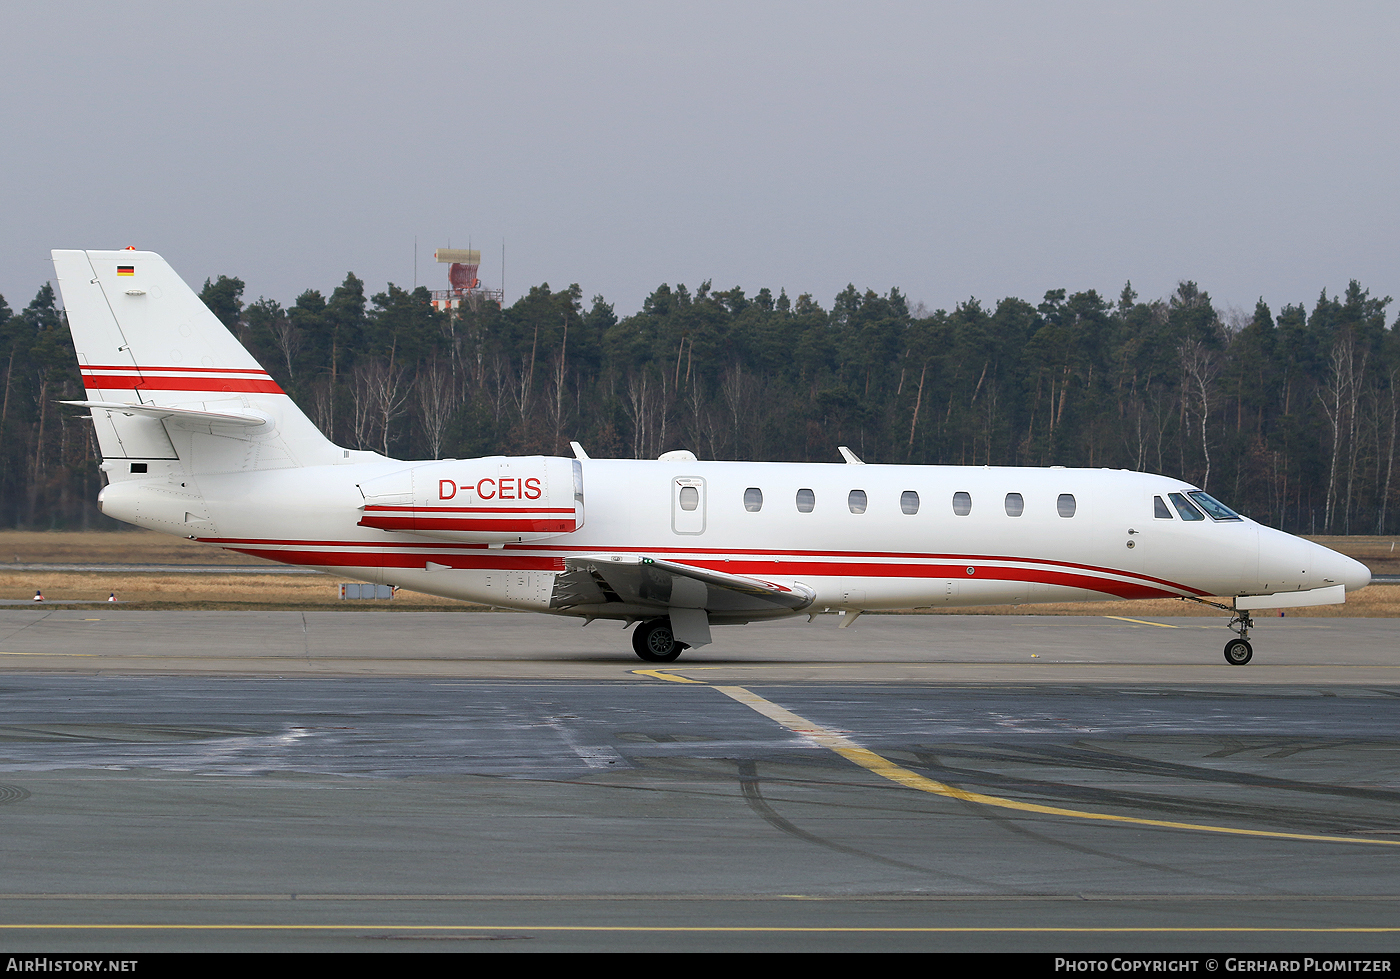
[1181,597,1257,665]
[1223,610,1255,665]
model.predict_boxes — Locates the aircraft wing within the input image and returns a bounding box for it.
[552,554,816,615]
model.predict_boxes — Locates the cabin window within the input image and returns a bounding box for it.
[901,490,920,515]
[744,487,763,512]
[1057,493,1076,518]
[1154,496,1173,519]
[952,491,972,516]
[1188,491,1242,521]
[796,488,816,513]
[1168,492,1205,521]
[678,486,700,511]
[1004,493,1024,517]
[848,489,867,513]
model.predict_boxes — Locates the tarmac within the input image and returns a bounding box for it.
[0,609,1398,953]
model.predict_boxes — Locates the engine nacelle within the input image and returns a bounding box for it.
[96,477,217,535]
[356,455,584,543]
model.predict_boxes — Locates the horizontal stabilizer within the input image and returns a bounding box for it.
[61,401,270,429]
[1235,583,1345,610]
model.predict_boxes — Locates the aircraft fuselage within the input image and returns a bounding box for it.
[98,455,1366,620]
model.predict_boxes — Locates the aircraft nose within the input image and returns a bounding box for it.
[1341,555,1372,592]
[1312,542,1371,592]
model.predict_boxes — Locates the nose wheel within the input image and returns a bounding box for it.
[1223,637,1253,665]
[1183,597,1259,665]
[1223,608,1255,665]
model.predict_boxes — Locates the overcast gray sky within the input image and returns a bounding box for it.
[3,1,1397,320]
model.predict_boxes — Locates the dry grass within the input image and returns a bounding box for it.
[1,529,1396,615]
[0,529,280,566]
[1306,535,1400,575]
[916,586,1400,618]
[0,570,472,611]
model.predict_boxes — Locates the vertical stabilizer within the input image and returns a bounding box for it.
[52,249,346,478]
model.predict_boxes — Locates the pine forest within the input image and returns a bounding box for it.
[0,272,1396,536]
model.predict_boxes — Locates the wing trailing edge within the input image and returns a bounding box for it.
[551,554,817,616]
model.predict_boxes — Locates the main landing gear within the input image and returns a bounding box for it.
[632,617,689,663]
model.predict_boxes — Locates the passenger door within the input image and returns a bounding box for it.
[671,476,706,535]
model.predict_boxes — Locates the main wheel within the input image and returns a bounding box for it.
[632,618,687,663]
[1223,638,1253,666]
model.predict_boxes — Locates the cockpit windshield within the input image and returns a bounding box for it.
[1187,491,1242,521]
[1167,492,1205,521]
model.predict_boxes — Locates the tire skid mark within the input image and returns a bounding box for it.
[713,684,1400,848]
[918,753,1237,886]
[903,750,1399,837]
[919,740,1400,805]
[734,759,990,884]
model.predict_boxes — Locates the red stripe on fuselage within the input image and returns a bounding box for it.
[201,536,1207,596]
[232,547,569,574]
[358,515,578,533]
[362,506,576,514]
[220,543,1185,599]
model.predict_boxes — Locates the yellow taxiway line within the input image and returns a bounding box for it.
[630,668,706,683]
[0,650,97,657]
[665,682,1400,848]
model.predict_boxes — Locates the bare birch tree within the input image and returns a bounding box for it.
[417,357,458,460]
[1320,337,1356,532]
[1180,338,1220,490]
[368,360,412,458]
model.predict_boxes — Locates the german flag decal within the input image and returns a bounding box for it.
[117,266,135,276]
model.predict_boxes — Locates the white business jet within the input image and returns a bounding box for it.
[52,249,1370,665]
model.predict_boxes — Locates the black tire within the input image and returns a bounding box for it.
[632,618,687,663]
[1223,638,1253,666]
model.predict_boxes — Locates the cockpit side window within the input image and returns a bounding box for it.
[1188,491,1242,521]
[1168,492,1205,521]
[1154,496,1173,519]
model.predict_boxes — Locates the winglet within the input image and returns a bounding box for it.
[838,446,864,464]
[570,440,591,460]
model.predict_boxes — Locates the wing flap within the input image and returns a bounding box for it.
[554,554,815,614]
